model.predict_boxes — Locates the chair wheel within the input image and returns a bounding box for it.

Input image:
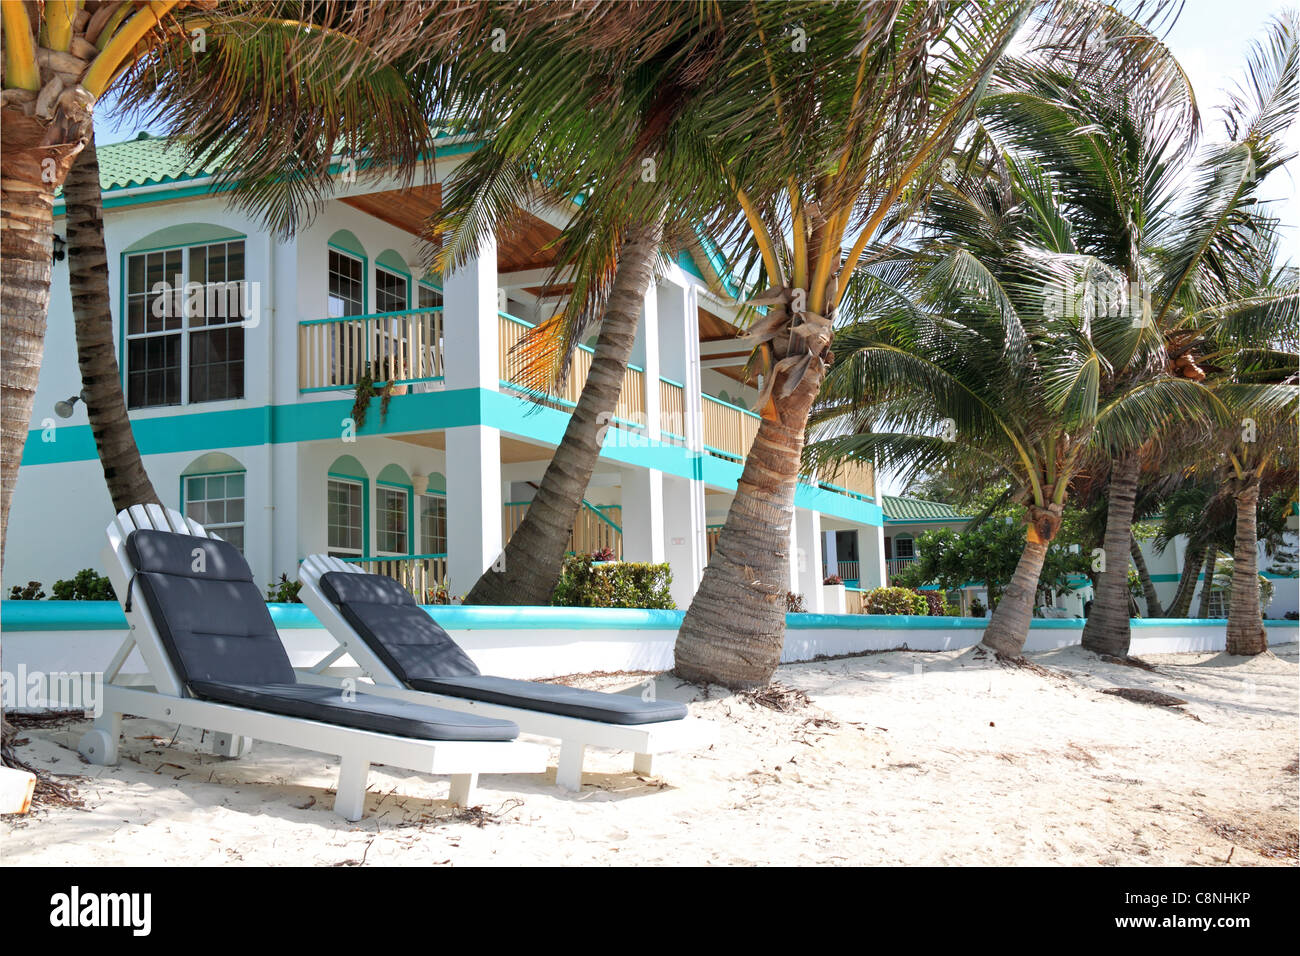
[78,728,118,766]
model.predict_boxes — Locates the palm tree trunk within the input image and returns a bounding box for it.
[673,312,831,688]
[1167,541,1205,617]
[1081,453,1140,657]
[64,133,160,512]
[981,504,1063,658]
[1225,479,1267,655]
[1195,548,1218,619]
[463,216,664,606]
[1129,534,1163,617]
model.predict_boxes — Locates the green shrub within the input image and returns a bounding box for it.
[51,569,115,601]
[551,554,676,609]
[912,589,955,617]
[266,573,303,603]
[8,581,45,600]
[864,586,927,616]
[969,596,987,617]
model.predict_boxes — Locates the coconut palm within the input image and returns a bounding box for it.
[0,1,437,566]
[421,2,728,606]
[977,10,1300,657]
[808,153,1210,658]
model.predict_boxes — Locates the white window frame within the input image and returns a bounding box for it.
[375,484,410,557]
[327,477,365,557]
[183,471,246,553]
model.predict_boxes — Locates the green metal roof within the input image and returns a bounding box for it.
[881,495,970,522]
[73,132,222,194]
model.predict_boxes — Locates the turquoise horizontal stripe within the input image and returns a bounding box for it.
[7,600,1296,634]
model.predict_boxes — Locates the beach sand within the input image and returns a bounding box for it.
[3,643,1296,866]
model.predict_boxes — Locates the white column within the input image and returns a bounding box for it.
[621,467,665,564]
[823,530,839,578]
[861,524,887,590]
[442,235,503,597]
[787,509,824,611]
[640,283,661,441]
[442,234,499,391]
[664,474,703,608]
[446,425,502,597]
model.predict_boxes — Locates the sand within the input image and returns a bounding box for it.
[2,643,1296,866]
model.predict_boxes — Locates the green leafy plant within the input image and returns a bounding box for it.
[969,596,987,618]
[865,586,927,616]
[911,589,953,617]
[551,554,675,609]
[423,581,453,605]
[8,581,45,600]
[266,573,303,604]
[351,361,397,430]
[51,569,115,601]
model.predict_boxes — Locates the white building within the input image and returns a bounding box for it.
[5,133,885,610]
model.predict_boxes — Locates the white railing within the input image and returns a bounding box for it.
[299,307,444,392]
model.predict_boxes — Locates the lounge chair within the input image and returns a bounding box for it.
[78,506,546,820]
[297,554,717,791]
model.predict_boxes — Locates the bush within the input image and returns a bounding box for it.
[865,586,927,616]
[969,596,987,618]
[423,582,453,605]
[51,569,115,601]
[8,581,44,600]
[266,573,303,603]
[591,546,616,562]
[786,591,807,613]
[911,588,954,617]
[823,574,843,586]
[551,554,675,609]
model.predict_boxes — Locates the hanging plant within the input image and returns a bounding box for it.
[351,361,397,430]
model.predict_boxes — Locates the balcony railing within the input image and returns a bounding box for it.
[503,499,623,559]
[832,560,860,583]
[298,307,444,392]
[702,393,761,461]
[499,313,645,430]
[339,553,448,601]
[816,459,875,501]
[886,556,916,581]
[660,377,687,443]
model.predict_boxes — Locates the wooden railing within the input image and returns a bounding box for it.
[503,499,623,559]
[298,308,444,392]
[498,313,646,428]
[886,556,916,581]
[339,554,448,601]
[701,394,760,461]
[706,524,723,558]
[817,459,875,500]
[833,560,861,583]
[660,378,687,442]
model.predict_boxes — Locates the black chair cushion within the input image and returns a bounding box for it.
[188,680,519,741]
[126,529,296,687]
[410,675,689,725]
[318,571,480,682]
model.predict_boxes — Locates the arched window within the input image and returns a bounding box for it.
[894,533,915,560]
[375,464,411,556]
[327,230,367,318]
[416,472,447,556]
[181,452,246,552]
[327,454,368,556]
[122,224,248,408]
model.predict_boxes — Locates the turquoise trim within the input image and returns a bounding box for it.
[7,600,1295,634]
[123,224,246,254]
[300,306,443,326]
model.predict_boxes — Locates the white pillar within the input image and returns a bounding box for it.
[640,283,661,440]
[789,509,824,612]
[621,467,665,564]
[442,235,503,597]
[664,474,704,608]
[445,425,502,598]
[442,234,499,391]
[861,524,887,590]
[823,530,839,578]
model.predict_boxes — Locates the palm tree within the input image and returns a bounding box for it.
[0,0,435,568]
[978,9,1300,657]
[808,157,1205,659]
[63,130,162,511]
[422,3,724,606]
[670,0,1058,687]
